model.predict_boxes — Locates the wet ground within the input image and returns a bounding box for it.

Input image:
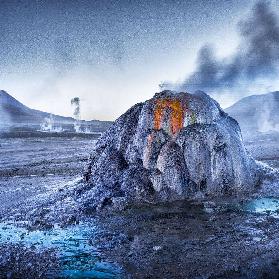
[0,133,279,278]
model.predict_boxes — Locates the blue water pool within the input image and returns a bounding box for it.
[244,197,279,215]
[0,221,122,278]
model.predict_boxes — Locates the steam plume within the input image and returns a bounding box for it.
[167,2,279,94]
[71,97,81,133]
[258,93,279,133]
[40,114,63,133]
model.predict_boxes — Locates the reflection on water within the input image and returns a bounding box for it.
[244,197,279,215]
[0,222,122,278]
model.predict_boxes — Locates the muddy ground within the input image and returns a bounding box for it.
[0,132,279,278]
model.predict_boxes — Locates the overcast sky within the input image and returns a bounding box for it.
[1,0,278,120]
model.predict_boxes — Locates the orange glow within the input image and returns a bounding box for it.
[153,98,185,135]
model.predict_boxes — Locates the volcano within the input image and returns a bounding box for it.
[80,90,261,211]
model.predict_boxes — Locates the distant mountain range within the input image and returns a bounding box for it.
[225,91,279,137]
[0,90,112,133]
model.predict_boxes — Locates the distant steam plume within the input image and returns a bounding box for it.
[40,114,63,133]
[258,93,279,133]
[165,1,279,94]
[71,97,81,133]
[71,97,80,119]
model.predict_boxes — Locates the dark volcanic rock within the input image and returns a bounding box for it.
[0,243,59,278]
[81,90,262,210]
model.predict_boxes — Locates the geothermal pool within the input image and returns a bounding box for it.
[244,197,279,214]
[0,221,122,278]
[1,197,279,278]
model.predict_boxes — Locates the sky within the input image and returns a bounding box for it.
[0,0,278,120]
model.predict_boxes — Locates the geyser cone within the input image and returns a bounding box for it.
[82,90,261,211]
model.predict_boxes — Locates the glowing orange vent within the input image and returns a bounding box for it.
[154,98,184,135]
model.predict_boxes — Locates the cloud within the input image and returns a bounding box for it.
[167,1,279,94]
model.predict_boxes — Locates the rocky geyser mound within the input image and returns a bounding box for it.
[81,91,261,210]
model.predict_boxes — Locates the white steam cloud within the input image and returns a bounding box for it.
[71,97,81,133]
[162,1,279,104]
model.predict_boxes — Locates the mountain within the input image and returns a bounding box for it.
[0,90,74,124]
[225,91,279,137]
[0,90,112,132]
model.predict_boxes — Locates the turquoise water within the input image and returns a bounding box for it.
[244,197,279,215]
[2,197,278,278]
[0,222,122,278]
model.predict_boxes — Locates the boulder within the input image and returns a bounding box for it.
[81,90,261,210]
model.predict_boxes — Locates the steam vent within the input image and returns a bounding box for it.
[82,90,261,210]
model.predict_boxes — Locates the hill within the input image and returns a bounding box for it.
[0,90,112,133]
[225,91,279,137]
